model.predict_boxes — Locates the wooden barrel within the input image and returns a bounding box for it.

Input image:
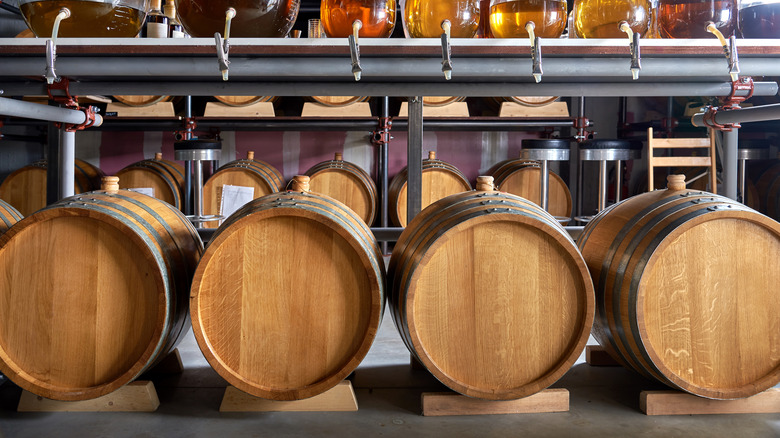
[116,153,185,210]
[190,176,385,401]
[202,151,284,228]
[0,199,22,235]
[309,96,369,106]
[487,159,572,220]
[305,152,378,226]
[388,176,594,400]
[0,176,202,400]
[577,175,780,400]
[423,96,466,106]
[756,162,780,220]
[389,151,472,227]
[0,158,104,216]
[499,96,559,107]
[213,96,276,107]
[112,95,172,107]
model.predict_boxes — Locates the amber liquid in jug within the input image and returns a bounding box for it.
[741,3,780,38]
[321,0,396,37]
[403,0,481,37]
[489,0,567,38]
[573,0,651,38]
[657,0,737,38]
[20,0,145,37]
[176,0,300,37]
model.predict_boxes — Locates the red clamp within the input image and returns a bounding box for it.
[700,77,754,132]
[371,116,392,147]
[175,117,198,141]
[46,77,99,132]
[573,116,591,141]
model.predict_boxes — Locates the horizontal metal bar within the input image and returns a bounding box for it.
[0,96,103,126]
[692,103,780,126]
[2,81,776,98]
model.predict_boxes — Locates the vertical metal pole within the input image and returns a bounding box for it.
[722,129,738,200]
[183,96,193,215]
[59,128,75,199]
[576,97,585,217]
[46,122,59,205]
[407,96,423,224]
[597,160,607,211]
[666,96,674,136]
[379,96,390,253]
[738,157,746,204]
[615,160,623,203]
[193,160,204,217]
[540,160,549,211]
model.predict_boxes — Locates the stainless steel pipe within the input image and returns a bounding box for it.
[0,96,103,126]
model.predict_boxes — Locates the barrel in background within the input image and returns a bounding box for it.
[488,158,572,220]
[0,178,202,400]
[116,153,185,210]
[389,178,594,400]
[0,199,22,235]
[190,176,385,401]
[577,175,780,400]
[305,152,378,226]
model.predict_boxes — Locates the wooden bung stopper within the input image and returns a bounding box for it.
[247,151,255,160]
[428,151,436,160]
[101,176,120,193]
[476,176,495,191]
[334,152,343,161]
[667,174,686,191]
[154,152,162,160]
[291,175,310,192]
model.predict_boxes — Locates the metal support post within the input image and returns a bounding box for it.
[46,122,59,205]
[615,160,623,203]
[722,129,739,200]
[59,128,75,199]
[407,96,423,225]
[539,159,550,211]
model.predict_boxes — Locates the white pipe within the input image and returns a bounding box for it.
[692,103,780,126]
[59,129,75,199]
[0,97,102,126]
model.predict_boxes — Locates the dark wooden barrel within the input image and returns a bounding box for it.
[389,151,472,227]
[756,162,780,220]
[0,199,22,234]
[388,177,595,400]
[116,153,185,210]
[305,152,378,225]
[213,96,276,107]
[0,177,202,400]
[577,175,780,400]
[487,158,572,220]
[191,176,385,401]
[202,151,284,228]
[113,95,172,107]
[0,158,104,216]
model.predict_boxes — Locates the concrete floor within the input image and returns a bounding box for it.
[0,313,778,438]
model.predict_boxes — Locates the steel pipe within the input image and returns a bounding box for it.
[59,129,75,199]
[692,103,780,127]
[722,129,739,201]
[407,96,423,224]
[0,96,103,126]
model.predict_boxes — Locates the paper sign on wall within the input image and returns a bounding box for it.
[128,187,155,197]
[220,185,255,219]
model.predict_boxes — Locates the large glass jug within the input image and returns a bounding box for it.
[572,0,651,37]
[489,0,567,38]
[656,0,737,38]
[175,0,300,37]
[19,0,149,37]
[321,0,396,37]
[740,0,780,37]
[402,0,481,37]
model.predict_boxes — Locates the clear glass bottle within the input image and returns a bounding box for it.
[19,0,149,37]
[657,0,737,38]
[402,0,481,37]
[175,0,300,37]
[321,0,396,37]
[142,0,168,37]
[573,0,651,38]
[489,0,567,38]
[164,0,186,37]
[740,0,780,38]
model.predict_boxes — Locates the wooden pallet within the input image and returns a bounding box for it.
[18,381,159,412]
[641,389,780,415]
[219,381,358,412]
[422,389,569,416]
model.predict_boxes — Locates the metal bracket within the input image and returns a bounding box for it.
[215,33,230,81]
[698,77,755,132]
[371,116,392,147]
[349,20,362,81]
[174,117,198,141]
[45,79,98,132]
[440,20,452,80]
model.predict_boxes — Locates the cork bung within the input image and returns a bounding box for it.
[291,175,311,192]
[101,176,120,193]
[667,174,686,191]
[476,176,495,191]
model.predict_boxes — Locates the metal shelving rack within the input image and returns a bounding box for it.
[1,38,780,238]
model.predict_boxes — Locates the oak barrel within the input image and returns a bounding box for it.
[112,95,171,107]
[577,175,780,400]
[116,153,185,210]
[0,177,203,400]
[0,199,22,234]
[0,158,104,216]
[389,151,472,226]
[213,95,276,107]
[756,162,780,220]
[202,151,284,228]
[487,159,572,220]
[305,152,378,225]
[191,176,385,400]
[308,96,369,106]
[388,177,594,400]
